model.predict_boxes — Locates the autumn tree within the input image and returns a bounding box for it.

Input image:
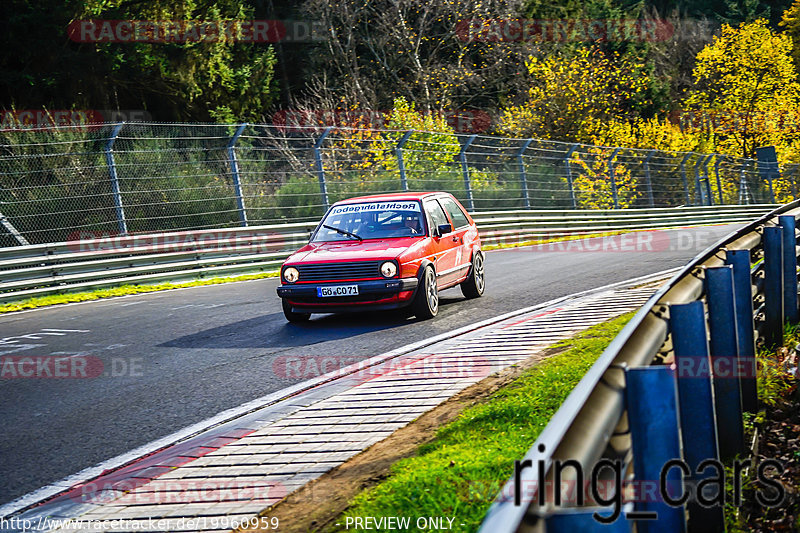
[685,19,800,158]
[497,47,651,143]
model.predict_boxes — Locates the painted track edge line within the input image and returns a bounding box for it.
[0,266,680,518]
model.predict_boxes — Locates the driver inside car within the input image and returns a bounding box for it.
[403,213,422,234]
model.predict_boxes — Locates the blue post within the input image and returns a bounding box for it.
[725,249,759,413]
[609,148,621,210]
[626,367,685,533]
[314,127,332,210]
[517,139,534,208]
[460,135,476,211]
[546,509,632,532]
[227,123,248,227]
[565,144,579,208]
[670,301,725,532]
[680,154,692,206]
[764,226,785,348]
[104,122,127,235]
[396,130,414,192]
[779,215,799,324]
[644,150,656,208]
[705,266,746,460]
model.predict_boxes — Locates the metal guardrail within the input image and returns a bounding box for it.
[479,201,800,532]
[0,205,776,305]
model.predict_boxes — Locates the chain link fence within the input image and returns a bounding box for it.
[0,122,795,247]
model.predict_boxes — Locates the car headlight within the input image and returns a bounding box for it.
[380,261,397,278]
[283,267,299,283]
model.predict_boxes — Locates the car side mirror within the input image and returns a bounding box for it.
[436,223,452,237]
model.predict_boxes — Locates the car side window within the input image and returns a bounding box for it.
[440,197,469,229]
[424,200,449,235]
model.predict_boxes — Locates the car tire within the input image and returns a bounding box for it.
[461,251,485,299]
[412,265,439,319]
[282,300,311,322]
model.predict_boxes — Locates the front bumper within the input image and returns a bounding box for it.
[277,277,419,313]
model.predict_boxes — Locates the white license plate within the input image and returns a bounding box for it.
[317,285,359,297]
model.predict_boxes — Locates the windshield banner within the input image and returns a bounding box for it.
[329,201,421,215]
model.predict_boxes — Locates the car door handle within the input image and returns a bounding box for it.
[452,236,460,243]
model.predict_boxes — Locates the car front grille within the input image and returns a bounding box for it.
[297,261,382,281]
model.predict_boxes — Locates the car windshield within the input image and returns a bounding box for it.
[312,200,426,242]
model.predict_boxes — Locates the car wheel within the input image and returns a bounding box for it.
[412,265,439,319]
[461,251,485,299]
[282,300,311,322]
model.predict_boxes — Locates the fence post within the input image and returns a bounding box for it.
[764,225,785,348]
[694,156,705,206]
[625,366,686,533]
[680,154,692,206]
[779,215,799,324]
[565,144,579,208]
[104,122,127,235]
[644,150,656,208]
[714,155,724,205]
[670,301,725,533]
[705,266,746,461]
[227,123,248,227]
[725,249,759,413]
[460,135,476,211]
[702,155,713,206]
[609,147,621,209]
[0,211,29,246]
[314,127,332,211]
[738,161,750,205]
[396,130,414,192]
[517,139,534,208]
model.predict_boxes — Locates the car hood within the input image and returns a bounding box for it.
[286,238,423,263]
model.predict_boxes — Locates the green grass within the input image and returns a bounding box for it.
[328,312,635,533]
[0,271,279,313]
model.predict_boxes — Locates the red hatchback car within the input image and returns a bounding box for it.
[276,192,484,321]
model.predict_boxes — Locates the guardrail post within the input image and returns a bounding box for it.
[460,135,476,211]
[669,301,725,533]
[314,127,332,210]
[396,130,414,192]
[764,225,785,348]
[227,123,248,227]
[725,249,759,413]
[517,139,534,208]
[609,147,621,209]
[680,154,692,206]
[105,122,127,235]
[705,266,746,460]
[779,215,799,323]
[713,155,724,205]
[625,366,685,533]
[565,144,579,208]
[644,150,656,208]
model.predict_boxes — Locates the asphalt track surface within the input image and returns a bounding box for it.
[0,224,741,506]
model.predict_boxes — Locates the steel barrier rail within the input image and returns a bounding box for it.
[478,200,800,533]
[0,205,777,305]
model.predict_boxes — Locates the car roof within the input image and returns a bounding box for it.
[333,192,447,205]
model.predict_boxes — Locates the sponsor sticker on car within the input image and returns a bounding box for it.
[329,201,421,215]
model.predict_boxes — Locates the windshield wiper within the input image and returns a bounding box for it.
[323,224,363,241]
